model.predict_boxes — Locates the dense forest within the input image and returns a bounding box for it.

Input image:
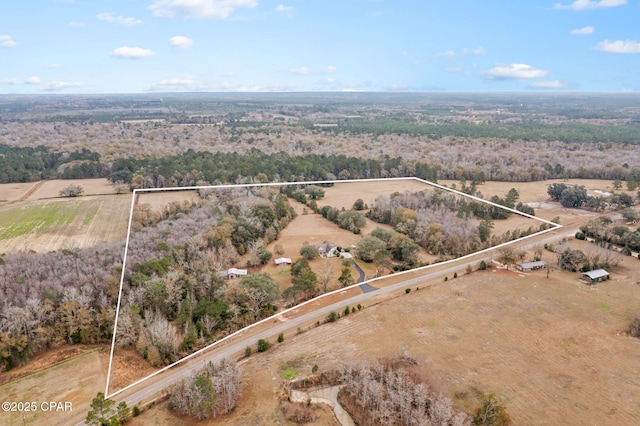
[0,144,102,183]
[0,184,300,370]
[2,93,640,185]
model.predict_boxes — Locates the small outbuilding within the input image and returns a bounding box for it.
[580,269,609,284]
[275,257,292,266]
[219,268,248,279]
[516,261,547,272]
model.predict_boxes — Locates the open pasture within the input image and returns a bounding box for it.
[318,178,432,210]
[163,260,640,426]
[0,195,131,253]
[136,190,200,212]
[27,178,119,199]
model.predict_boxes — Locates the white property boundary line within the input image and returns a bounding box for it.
[105,177,561,398]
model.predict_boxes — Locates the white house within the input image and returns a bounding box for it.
[516,261,547,272]
[313,240,338,257]
[275,257,292,266]
[226,268,248,279]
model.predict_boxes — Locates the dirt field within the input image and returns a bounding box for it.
[28,178,119,199]
[129,241,640,425]
[0,345,155,426]
[136,190,201,212]
[319,179,433,210]
[0,182,41,205]
[0,195,131,253]
[0,347,108,426]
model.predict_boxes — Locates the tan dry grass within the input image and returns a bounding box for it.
[0,195,131,253]
[319,179,433,211]
[262,199,377,293]
[29,178,118,199]
[0,347,108,426]
[136,190,201,212]
[172,253,640,425]
[0,182,40,204]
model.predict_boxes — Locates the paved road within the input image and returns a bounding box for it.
[350,258,380,293]
[351,259,365,283]
[104,262,467,413]
[78,225,578,425]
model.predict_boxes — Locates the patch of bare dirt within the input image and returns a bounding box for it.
[319,179,433,210]
[0,346,109,426]
[29,178,118,199]
[136,190,201,212]
[0,181,43,205]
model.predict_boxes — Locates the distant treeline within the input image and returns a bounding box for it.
[309,118,640,144]
[108,150,439,187]
[0,144,103,183]
[3,141,639,188]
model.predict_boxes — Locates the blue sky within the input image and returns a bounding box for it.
[1,0,638,93]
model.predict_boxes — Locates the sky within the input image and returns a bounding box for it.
[0,0,639,93]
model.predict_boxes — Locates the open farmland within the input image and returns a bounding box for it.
[441,178,636,224]
[136,190,200,212]
[317,179,432,210]
[0,182,42,206]
[0,345,157,426]
[0,348,107,426]
[27,178,119,199]
[127,253,640,425]
[0,195,131,253]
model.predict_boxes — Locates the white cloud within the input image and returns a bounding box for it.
[47,64,61,69]
[529,80,567,88]
[42,81,82,91]
[110,46,155,59]
[438,47,487,58]
[437,50,456,57]
[24,76,41,85]
[316,77,336,85]
[97,12,143,27]
[147,77,208,91]
[463,47,488,56]
[444,67,463,73]
[322,66,337,74]
[554,0,626,10]
[0,35,18,48]
[0,78,17,85]
[148,0,258,19]
[275,4,293,17]
[236,83,297,92]
[170,36,194,49]
[485,63,548,80]
[289,66,310,75]
[68,21,85,28]
[275,4,293,12]
[594,39,640,53]
[571,26,595,35]
[388,84,410,91]
[146,77,296,92]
